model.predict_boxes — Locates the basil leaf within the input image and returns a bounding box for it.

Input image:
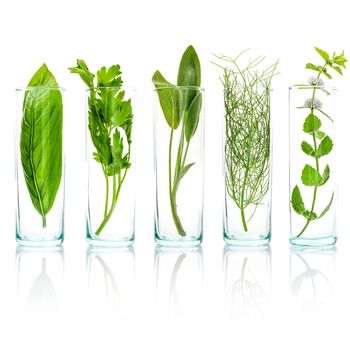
[315,135,333,158]
[301,141,314,157]
[301,164,323,186]
[20,64,63,227]
[291,185,306,215]
[152,70,181,129]
[185,92,202,142]
[303,113,321,133]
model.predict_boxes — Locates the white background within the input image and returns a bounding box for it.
[1,0,350,348]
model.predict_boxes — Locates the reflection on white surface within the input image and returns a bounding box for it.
[289,247,336,317]
[223,245,271,319]
[16,245,64,322]
[154,246,203,319]
[86,246,135,322]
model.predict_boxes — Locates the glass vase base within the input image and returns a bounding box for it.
[87,237,134,248]
[290,235,337,247]
[16,236,63,247]
[224,233,270,247]
[155,234,202,248]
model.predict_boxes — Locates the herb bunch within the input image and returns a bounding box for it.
[213,51,278,232]
[69,60,133,236]
[291,48,347,237]
[152,46,202,237]
[21,64,63,228]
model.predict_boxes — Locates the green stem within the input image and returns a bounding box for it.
[168,129,186,237]
[240,167,249,232]
[103,166,109,217]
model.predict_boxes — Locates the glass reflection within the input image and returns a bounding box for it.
[223,245,271,319]
[289,247,336,316]
[86,246,135,322]
[154,246,203,319]
[16,245,64,321]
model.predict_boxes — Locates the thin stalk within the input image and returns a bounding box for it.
[168,129,186,236]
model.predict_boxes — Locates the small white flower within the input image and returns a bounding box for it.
[308,76,324,86]
[304,98,323,109]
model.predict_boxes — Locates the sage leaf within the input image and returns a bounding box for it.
[315,135,333,158]
[20,64,63,228]
[291,185,306,215]
[177,45,201,110]
[301,141,315,157]
[301,164,323,186]
[152,70,181,129]
[320,164,330,185]
[173,163,195,194]
[318,192,334,219]
[303,113,321,133]
[185,92,202,142]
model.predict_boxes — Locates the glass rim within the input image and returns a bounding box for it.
[289,84,337,91]
[154,86,204,92]
[223,87,273,92]
[16,86,65,92]
[86,86,136,92]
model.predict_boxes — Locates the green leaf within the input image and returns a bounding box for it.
[301,164,323,186]
[106,129,124,176]
[185,92,202,142]
[303,113,321,133]
[301,141,315,157]
[69,59,95,88]
[320,164,330,185]
[318,192,334,219]
[303,210,318,220]
[321,69,332,79]
[173,163,195,194]
[315,47,330,62]
[305,63,318,71]
[152,70,181,129]
[331,65,343,75]
[177,45,201,111]
[315,135,333,158]
[20,64,63,227]
[97,65,122,87]
[291,185,306,215]
[315,130,326,140]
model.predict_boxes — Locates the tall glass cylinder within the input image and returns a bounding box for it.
[154,87,205,247]
[15,87,65,246]
[86,87,136,246]
[223,88,272,246]
[289,86,336,246]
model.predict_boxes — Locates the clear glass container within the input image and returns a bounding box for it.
[15,87,65,246]
[223,88,272,246]
[289,86,337,246]
[154,86,205,247]
[86,87,136,246]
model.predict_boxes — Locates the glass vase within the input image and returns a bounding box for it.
[289,86,337,246]
[223,88,272,246]
[86,87,136,246]
[153,86,205,247]
[15,87,65,246]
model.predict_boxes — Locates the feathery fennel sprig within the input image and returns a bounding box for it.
[291,47,347,237]
[69,60,133,236]
[213,50,278,232]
